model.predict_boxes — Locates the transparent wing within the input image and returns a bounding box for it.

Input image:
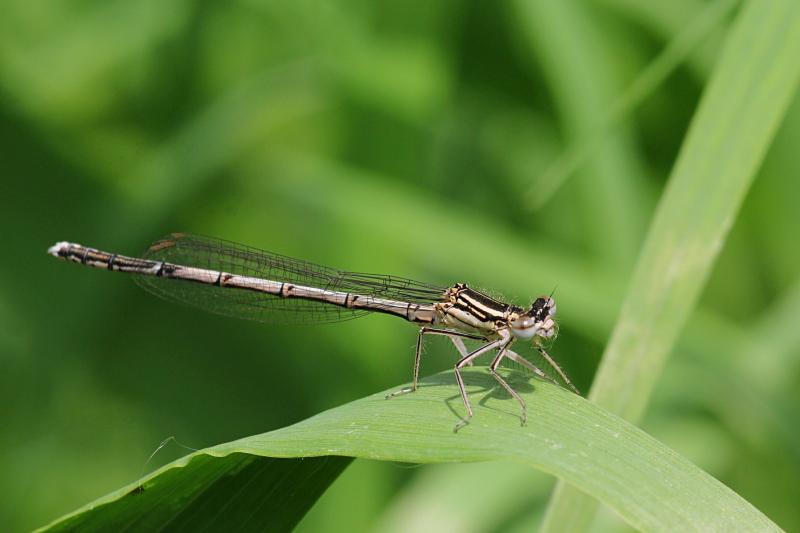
[134,233,446,325]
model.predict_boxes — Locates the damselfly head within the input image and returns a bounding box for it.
[509,296,557,340]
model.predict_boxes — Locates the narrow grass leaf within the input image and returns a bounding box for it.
[525,0,738,209]
[39,370,779,533]
[542,1,800,530]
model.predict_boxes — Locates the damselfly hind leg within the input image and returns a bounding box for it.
[385,327,486,400]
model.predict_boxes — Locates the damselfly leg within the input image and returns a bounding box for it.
[504,349,555,385]
[49,234,578,428]
[488,340,528,426]
[452,337,508,431]
[536,345,580,394]
[386,327,487,398]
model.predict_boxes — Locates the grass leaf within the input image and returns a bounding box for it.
[524,0,737,209]
[39,370,779,532]
[541,0,800,530]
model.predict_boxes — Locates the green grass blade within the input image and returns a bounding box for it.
[524,0,738,209]
[39,455,352,532]
[38,370,779,532]
[512,0,648,267]
[541,0,800,530]
[598,0,726,76]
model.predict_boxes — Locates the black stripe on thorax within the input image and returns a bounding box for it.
[455,286,508,321]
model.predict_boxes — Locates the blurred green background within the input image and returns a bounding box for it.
[2,1,799,531]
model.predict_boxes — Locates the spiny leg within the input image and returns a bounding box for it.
[452,338,505,431]
[449,336,468,356]
[505,348,579,394]
[505,349,560,386]
[386,327,486,399]
[487,340,528,425]
[537,346,580,394]
[449,336,478,366]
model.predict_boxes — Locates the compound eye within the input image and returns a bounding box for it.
[545,297,556,316]
[530,297,556,320]
[510,316,538,339]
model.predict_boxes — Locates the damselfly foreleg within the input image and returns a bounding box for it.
[536,345,579,394]
[504,349,559,386]
[502,345,580,395]
[386,327,487,399]
[505,347,580,397]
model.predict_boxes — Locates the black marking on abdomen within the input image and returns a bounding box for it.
[160,263,177,277]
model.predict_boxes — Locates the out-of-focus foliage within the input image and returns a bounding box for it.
[1,1,798,531]
[541,0,800,529]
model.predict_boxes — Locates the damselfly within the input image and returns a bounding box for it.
[48,233,578,429]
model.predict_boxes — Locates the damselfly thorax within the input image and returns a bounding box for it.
[435,283,557,338]
[48,233,577,430]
